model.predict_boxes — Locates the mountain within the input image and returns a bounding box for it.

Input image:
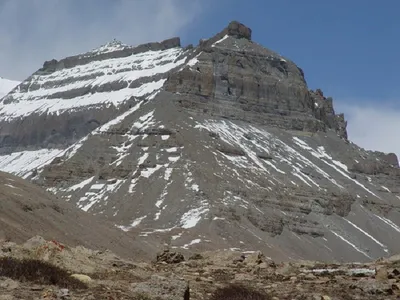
[0,77,20,99]
[0,21,399,262]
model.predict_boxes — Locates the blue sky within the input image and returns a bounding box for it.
[183,0,400,103]
[0,0,399,156]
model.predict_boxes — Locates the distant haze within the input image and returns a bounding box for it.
[0,77,19,98]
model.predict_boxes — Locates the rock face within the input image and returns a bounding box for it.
[0,21,399,263]
[310,89,348,139]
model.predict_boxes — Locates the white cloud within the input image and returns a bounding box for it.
[336,101,400,158]
[0,0,203,80]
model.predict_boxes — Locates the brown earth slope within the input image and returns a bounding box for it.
[0,171,152,259]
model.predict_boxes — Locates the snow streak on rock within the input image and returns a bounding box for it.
[0,149,64,178]
[78,179,125,212]
[1,48,186,120]
[330,230,371,259]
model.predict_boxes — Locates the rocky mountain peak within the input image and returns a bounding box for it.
[225,20,252,40]
[383,152,399,167]
[0,22,399,263]
[91,39,128,54]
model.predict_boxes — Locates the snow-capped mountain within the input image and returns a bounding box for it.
[0,21,399,262]
[0,77,20,99]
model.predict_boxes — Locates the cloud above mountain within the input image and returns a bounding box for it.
[0,0,203,80]
[336,100,400,158]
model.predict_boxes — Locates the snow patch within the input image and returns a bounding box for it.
[68,177,95,192]
[0,149,64,178]
[212,35,229,47]
[187,52,202,67]
[306,268,375,276]
[191,184,200,192]
[180,200,209,229]
[78,179,124,212]
[164,167,173,181]
[117,215,147,232]
[141,164,163,178]
[182,239,201,249]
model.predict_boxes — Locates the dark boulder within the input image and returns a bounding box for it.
[156,249,185,264]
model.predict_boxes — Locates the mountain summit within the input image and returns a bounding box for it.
[0,21,399,262]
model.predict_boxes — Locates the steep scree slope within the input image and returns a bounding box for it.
[0,21,399,262]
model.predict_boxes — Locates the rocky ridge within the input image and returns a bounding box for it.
[0,21,399,263]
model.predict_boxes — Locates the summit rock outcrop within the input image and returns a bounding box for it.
[0,21,399,263]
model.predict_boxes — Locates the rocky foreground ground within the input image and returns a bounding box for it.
[1,237,399,299]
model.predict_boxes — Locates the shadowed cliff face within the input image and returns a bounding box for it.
[0,21,399,263]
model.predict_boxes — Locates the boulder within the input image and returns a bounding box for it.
[375,266,388,282]
[0,278,19,290]
[156,249,185,264]
[245,251,265,266]
[381,152,399,167]
[23,236,47,250]
[70,274,92,285]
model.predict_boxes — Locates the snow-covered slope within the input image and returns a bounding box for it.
[0,77,20,99]
[1,46,186,120]
[0,21,399,263]
[0,37,190,151]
